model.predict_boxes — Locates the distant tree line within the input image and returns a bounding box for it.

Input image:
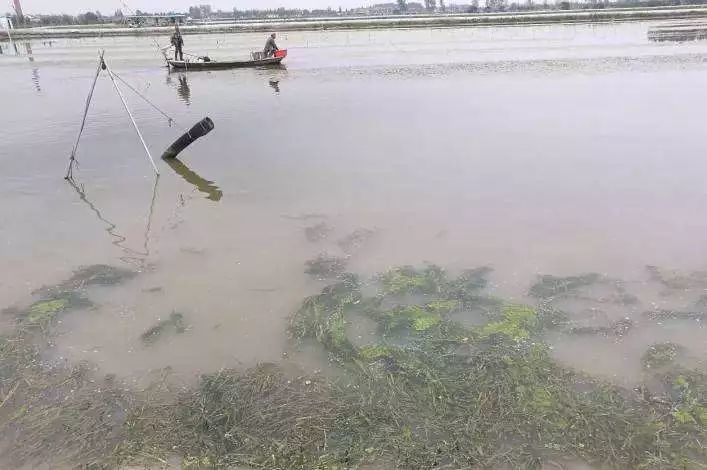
[5,0,707,27]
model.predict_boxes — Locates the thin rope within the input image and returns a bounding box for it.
[112,71,179,128]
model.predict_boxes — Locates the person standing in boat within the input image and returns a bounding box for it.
[263,33,279,57]
[171,25,184,61]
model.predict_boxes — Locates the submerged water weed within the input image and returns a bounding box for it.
[337,228,375,255]
[0,334,132,467]
[37,264,137,296]
[372,305,443,333]
[289,274,361,360]
[480,304,538,341]
[25,299,68,326]
[647,265,707,290]
[304,253,348,280]
[642,342,681,369]
[669,373,707,426]
[568,318,633,337]
[529,273,602,298]
[141,312,188,345]
[284,267,707,469]
[304,222,332,242]
[378,264,446,296]
[643,309,706,322]
[2,264,707,469]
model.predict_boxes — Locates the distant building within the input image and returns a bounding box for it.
[354,2,427,15]
[124,14,186,27]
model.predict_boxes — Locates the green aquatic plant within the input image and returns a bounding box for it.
[25,299,68,326]
[480,304,538,341]
[359,344,395,361]
[289,274,361,360]
[2,264,707,469]
[39,264,136,296]
[376,305,441,332]
[379,264,446,296]
[667,373,707,427]
[17,291,92,330]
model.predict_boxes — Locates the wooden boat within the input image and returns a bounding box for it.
[167,50,287,71]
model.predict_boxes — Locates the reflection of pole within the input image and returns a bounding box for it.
[104,58,160,176]
[4,18,16,54]
[67,174,160,268]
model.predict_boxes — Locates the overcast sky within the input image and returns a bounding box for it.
[13,0,374,15]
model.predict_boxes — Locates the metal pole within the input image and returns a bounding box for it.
[66,50,104,180]
[103,58,160,176]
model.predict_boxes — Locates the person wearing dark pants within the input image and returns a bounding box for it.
[171,27,184,61]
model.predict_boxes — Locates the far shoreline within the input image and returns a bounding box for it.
[2,5,707,40]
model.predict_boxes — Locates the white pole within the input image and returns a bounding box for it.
[103,58,160,176]
[70,53,103,157]
[66,51,105,179]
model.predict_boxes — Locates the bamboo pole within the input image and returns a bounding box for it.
[65,50,105,180]
[103,58,160,176]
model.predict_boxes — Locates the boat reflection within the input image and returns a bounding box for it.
[177,73,191,105]
[164,157,222,201]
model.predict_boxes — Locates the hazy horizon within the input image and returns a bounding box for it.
[11,0,382,15]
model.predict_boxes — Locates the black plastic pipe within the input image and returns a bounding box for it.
[162,117,214,159]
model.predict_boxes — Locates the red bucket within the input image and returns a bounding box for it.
[274,49,287,59]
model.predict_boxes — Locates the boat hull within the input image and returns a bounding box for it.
[167,57,284,70]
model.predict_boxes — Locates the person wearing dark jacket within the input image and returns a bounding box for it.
[263,33,279,57]
[171,27,184,61]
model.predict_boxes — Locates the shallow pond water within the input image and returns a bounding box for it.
[1,21,706,390]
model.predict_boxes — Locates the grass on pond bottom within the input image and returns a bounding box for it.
[0,264,705,469]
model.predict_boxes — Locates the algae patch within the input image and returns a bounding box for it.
[480,304,538,341]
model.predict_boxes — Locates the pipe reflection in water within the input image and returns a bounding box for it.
[31,67,41,92]
[66,175,160,267]
[164,157,223,201]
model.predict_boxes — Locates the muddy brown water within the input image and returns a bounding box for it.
[0,22,706,388]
